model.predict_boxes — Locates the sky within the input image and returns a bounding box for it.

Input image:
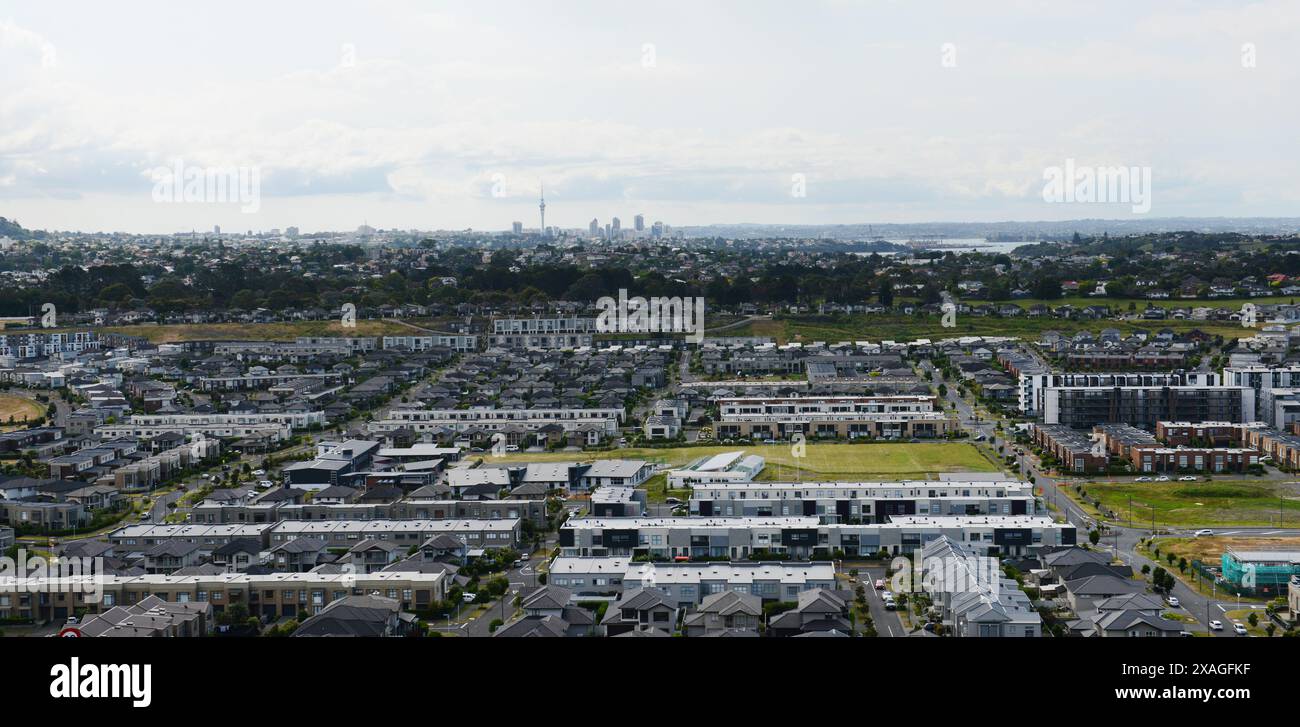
[2,0,1299,234]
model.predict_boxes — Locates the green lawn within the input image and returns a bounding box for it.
[1083,478,1300,527]
[730,315,1246,346]
[476,441,999,480]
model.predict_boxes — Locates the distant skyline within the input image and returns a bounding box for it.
[4,1,1300,233]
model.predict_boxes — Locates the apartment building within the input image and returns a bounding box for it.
[381,334,478,353]
[0,331,100,358]
[714,395,955,440]
[560,515,1075,559]
[1041,385,1252,428]
[487,317,597,349]
[1018,371,1220,415]
[688,480,1035,522]
[1224,365,1300,423]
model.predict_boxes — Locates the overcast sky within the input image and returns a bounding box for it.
[3,0,1299,233]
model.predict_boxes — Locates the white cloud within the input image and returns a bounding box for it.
[2,1,1299,232]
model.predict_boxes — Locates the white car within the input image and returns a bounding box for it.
[252,469,265,476]
[1166,596,1180,608]
[1154,476,1170,482]
[1135,476,1152,482]
[1194,529,1214,537]
[1233,622,1248,636]
[1209,620,1223,631]
[1178,476,1197,481]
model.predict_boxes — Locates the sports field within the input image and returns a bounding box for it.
[474,441,999,480]
[0,395,43,426]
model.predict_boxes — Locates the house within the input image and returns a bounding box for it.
[767,589,852,637]
[293,595,415,637]
[343,539,405,574]
[600,587,679,636]
[493,585,597,638]
[144,541,203,574]
[269,537,330,572]
[212,538,263,572]
[682,591,763,637]
[1093,609,1184,637]
[76,594,213,638]
[578,459,655,490]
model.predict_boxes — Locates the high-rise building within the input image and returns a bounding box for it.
[213,225,221,235]
[589,218,599,237]
[634,214,645,232]
[612,217,621,236]
[512,221,523,234]
[651,221,664,238]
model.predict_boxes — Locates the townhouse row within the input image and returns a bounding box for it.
[687,479,1036,522]
[559,515,1075,560]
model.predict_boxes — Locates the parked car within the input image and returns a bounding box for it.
[252,469,265,476]
[462,592,477,603]
[1233,622,1248,636]
[1194,529,1214,537]
[665,497,683,505]
[1166,596,1180,608]
[1154,476,1170,482]
[1178,475,1197,481]
[874,579,885,590]
[1135,476,1152,482]
[1209,620,1223,631]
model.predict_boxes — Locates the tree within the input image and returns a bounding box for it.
[1032,277,1062,300]
[877,278,895,307]
[1248,612,1259,628]
[1088,529,1100,546]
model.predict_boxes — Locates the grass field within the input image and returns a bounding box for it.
[1152,535,1300,567]
[473,441,999,480]
[1083,478,1300,528]
[730,315,1246,346]
[0,395,43,426]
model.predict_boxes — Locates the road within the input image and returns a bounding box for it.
[852,564,908,637]
[456,550,551,637]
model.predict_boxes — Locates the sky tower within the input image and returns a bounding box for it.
[538,183,546,234]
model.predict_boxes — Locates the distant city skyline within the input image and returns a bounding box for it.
[4,1,1300,233]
